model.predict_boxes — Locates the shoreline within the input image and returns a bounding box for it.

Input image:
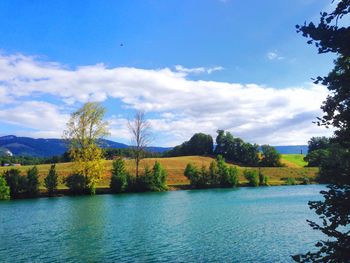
[5,182,318,200]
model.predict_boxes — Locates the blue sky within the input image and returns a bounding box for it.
[0,0,336,146]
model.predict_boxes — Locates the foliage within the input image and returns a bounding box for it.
[304,149,330,167]
[215,130,260,166]
[150,161,168,191]
[64,102,109,194]
[64,173,88,195]
[3,169,27,198]
[217,155,239,187]
[244,170,259,187]
[165,133,213,157]
[259,169,269,186]
[307,136,331,152]
[293,1,350,261]
[26,166,39,196]
[44,164,58,196]
[110,158,128,193]
[260,145,283,167]
[111,160,168,193]
[0,176,10,200]
[300,176,310,185]
[285,178,297,186]
[185,155,238,188]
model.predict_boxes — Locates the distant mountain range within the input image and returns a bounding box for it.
[0,135,308,157]
[0,135,171,157]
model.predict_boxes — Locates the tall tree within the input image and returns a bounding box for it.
[293,1,350,262]
[44,164,58,196]
[64,102,109,194]
[128,111,151,178]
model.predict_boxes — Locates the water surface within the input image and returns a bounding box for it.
[0,185,325,262]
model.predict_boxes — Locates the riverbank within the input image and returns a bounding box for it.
[7,180,319,200]
[0,156,319,188]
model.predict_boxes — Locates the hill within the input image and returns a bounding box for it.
[0,156,318,189]
[0,135,171,157]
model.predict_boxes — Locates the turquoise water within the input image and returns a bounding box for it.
[0,185,325,262]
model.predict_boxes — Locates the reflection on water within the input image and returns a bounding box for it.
[0,185,325,262]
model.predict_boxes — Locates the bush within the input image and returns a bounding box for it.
[223,166,239,187]
[110,158,128,193]
[259,170,269,186]
[0,176,10,200]
[300,176,310,185]
[26,166,39,196]
[244,170,259,187]
[64,174,88,195]
[44,164,58,196]
[151,161,167,191]
[4,169,27,198]
[285,177,297,185]
[184,163,201,187]
[185,156,239,188]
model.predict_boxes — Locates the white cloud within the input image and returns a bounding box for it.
[174,65,224,75]
[267,51,285,60]
[0,101,69,138]
[0,53,333,146]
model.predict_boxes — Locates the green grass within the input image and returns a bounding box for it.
[281,154,308,168]
[0,156,318,189]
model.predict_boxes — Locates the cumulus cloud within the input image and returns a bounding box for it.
[0,53,333,146]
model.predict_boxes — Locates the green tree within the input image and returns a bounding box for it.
[304,148,330,167]
[184,163,201,187]
[110,158,128,193]
[244,170,259,187]
[259,169,269,186]
[0,176,10,200]
[26,166,39,196]
[44,164,58,196]
[64,174,88,195]
[165,133,213,157]
[307,136,330,152]
[4,169,27,198]
[293,1,350,262]
[260,145,282,167]
[64,102,109,194]
[209,160,219,186]
[151,161,168,191]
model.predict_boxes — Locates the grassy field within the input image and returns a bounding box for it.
[281,154,308,168]
[0,155,318,189]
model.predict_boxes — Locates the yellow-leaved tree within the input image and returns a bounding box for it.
[64,102,109,194]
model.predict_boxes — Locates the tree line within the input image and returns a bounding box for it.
[0,157,168,199]
[165,130,283,167]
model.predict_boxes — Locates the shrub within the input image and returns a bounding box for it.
[4,169,27,198]
[301,176,310,185]
[44,164,58,196]
[209,161,219,186]
[26,166,39,196]
[64,174,88,195]
[184,163,201,187]
[285,177,297,185]
[244,170,259,187]
[223,166,239,187]
[151,161,167,191]
[110,158,128,193]
[0,176,10,200]
[258,170,269,186]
